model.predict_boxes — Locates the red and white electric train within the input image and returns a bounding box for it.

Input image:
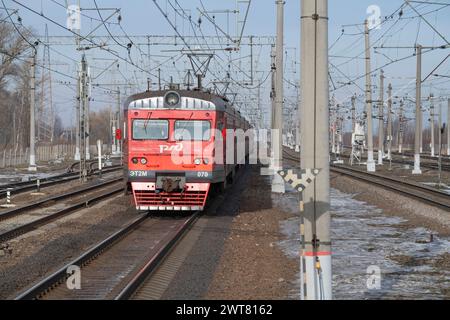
[123,86,250,211]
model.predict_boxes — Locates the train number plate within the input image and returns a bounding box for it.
[197,171,209,178]
[129,170,148,177]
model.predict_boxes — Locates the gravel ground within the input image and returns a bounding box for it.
[162,165,297,300]
[0,194,139,299]
[331,172,450,236]
[0,171,121,210]
[206,168,296,300]
[338,150,450,190]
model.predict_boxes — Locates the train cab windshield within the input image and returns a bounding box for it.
[132,119,169,140]
[174,120,211,141]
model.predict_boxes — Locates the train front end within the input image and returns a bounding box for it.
[124,90,222,212]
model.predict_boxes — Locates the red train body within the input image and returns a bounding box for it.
[123,89,250,211]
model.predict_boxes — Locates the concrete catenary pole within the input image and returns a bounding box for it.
[272,0,285,193]
[398,99,404,154]
[85,66,91,160]
[351,94,356,133]
[447,98,450,156]
[74,65,81,161]
[387,83,393,160]
[300,0,331,300]
[378,70,384,165]
[331,95,336,154]
[79,54,88,181]
[365,20,376,172]
[413,44,422,174]
[116,87,122,154]
[430,93,435,157]
[28,50,37,172]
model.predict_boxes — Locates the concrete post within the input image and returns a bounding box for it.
[413,45,422,174]
[447,99,450,156]
[351,94,356,133]
[28,51,37,171]
[116,87,122,154]
[300,0,331,300]
[272,0,285,193]
[365,20,376,172]
[75,64,81,161]
[399,99,404,154]
[387,83,392,160]
[378,70,384,165]
[430,94,435,157]
[97,139,102,178]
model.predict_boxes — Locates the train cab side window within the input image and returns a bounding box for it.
[132,119,169,140]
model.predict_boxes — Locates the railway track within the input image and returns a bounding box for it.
[0,165,123,199]
[14,212,199,300]
[0,177,124,243]
[339,146,450,171]
[282,149,450,210]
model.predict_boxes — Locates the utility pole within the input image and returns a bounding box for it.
[350,94,356,165]
[331,96,336,154]
[413,44,422,174]
[300,0,331,300]
[158,68,162,90]
[28,49,37,172]
[430,93,435,157]
[378,70,384,165]
[116,87,121,154]
[398,99,404,154]
[351,94,356,133]
[365,20,375,172]
[447,98,450,156]
[438,101,442,187]
[79,54,89,182]
[387,83,393,160]
[74,67,81,161]
[85,63,91,161]
[272,0,285,193]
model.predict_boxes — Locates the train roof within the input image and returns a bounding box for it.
[124,89,248,122]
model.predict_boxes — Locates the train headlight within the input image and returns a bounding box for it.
[203,158,209,165]
[164,91,180,107]
[132,158,139,164]
[140,158,147,165]
[194,158,202,165]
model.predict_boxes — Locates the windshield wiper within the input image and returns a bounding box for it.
[143,111,152,132]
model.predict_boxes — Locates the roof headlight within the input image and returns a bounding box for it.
[165,91,180,107]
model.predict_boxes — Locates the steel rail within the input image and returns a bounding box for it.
[14,214,149,300]
[0,165,123,198]
[0,182,124,243]
[283,149,450,210]
[115,212,199,300]
[0,177,123,221]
